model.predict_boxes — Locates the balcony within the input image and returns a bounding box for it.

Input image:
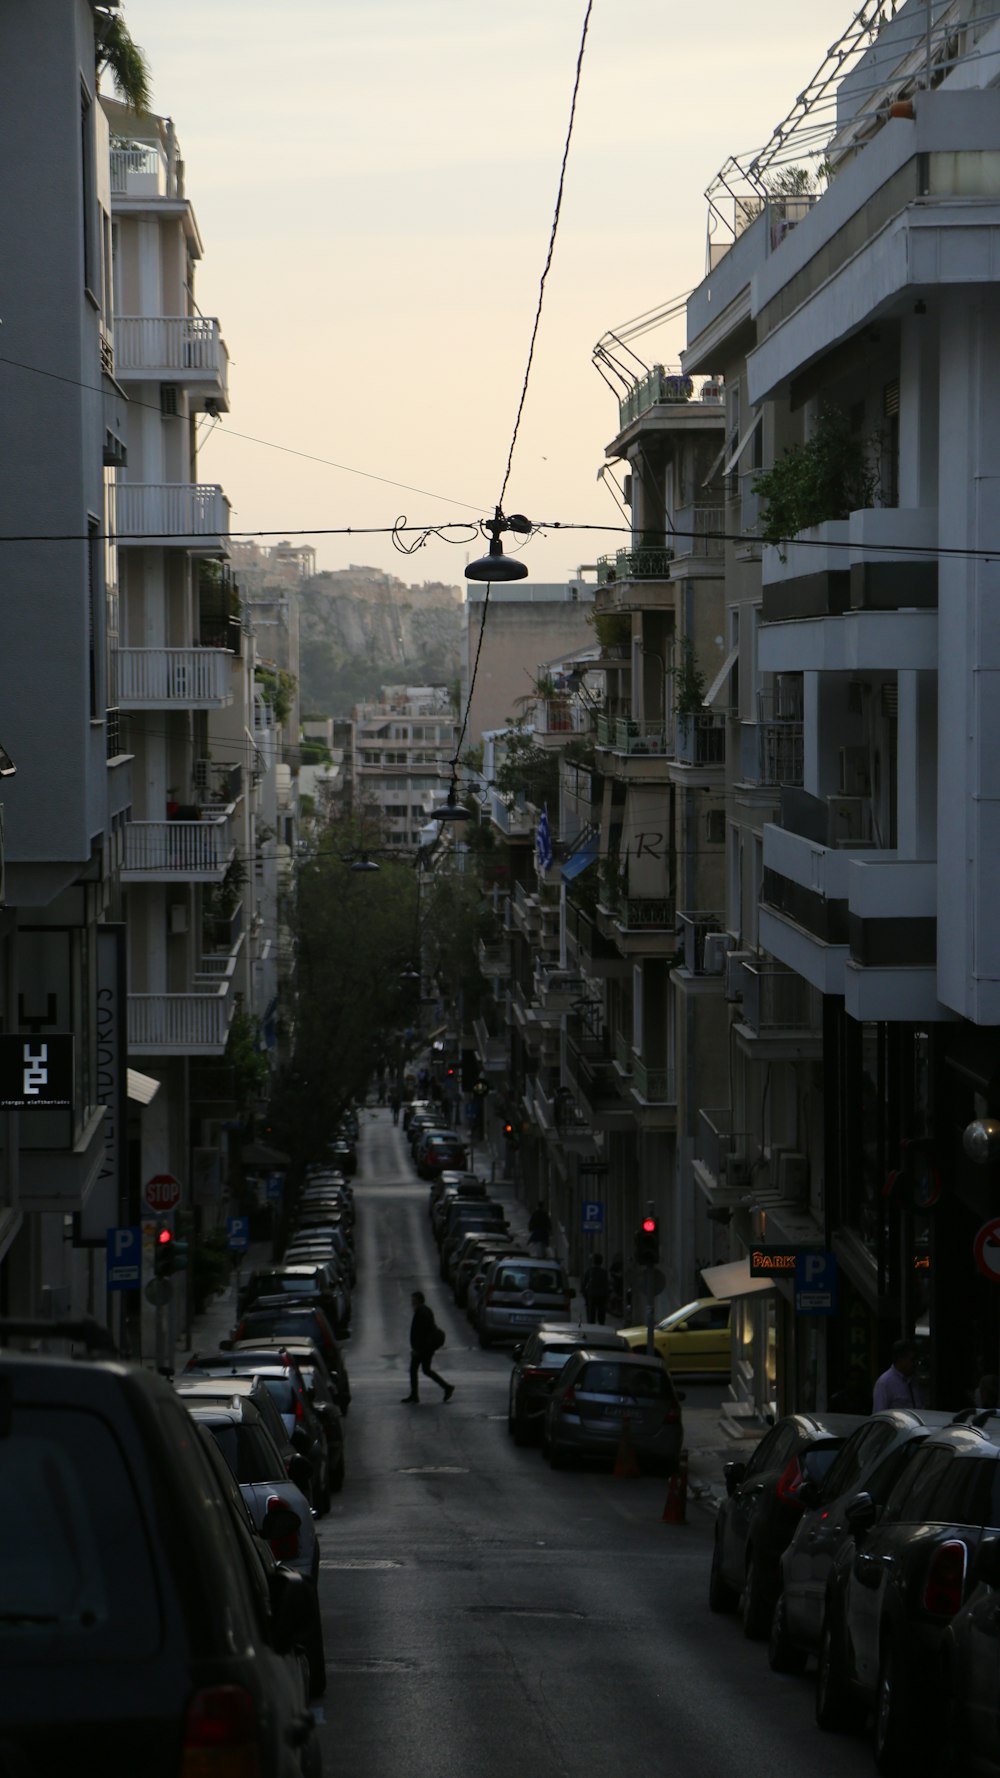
[735,961,823,1060]
[117,647,234,709]
[512,882,541,936]
[617,366,696,429]
[598,890,676,958]
[486,788,534,839]
[677,911,729,977]
[671,505,726,566]
[628,1058,677,1127]
[122,814,235,882]
[562,1018,633,1133]
[115,483,230,552]
[596,715,670,758]
[756,721,804,788]
[598,546,674,583]
[534,965,583,1013]
[761,510,938,626]
[613,1031,633,1076]
[478,938,511,979]
[472,1016,507,1075]
[693,1106,753,1204]
[110,140,170,198]
[113,316,229,411]
[564,899,630,978]
[673,713,726,769]
[128,979,239,1056]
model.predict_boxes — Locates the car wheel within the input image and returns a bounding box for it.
[512,1409,532,1448]
[316,1467,332,1518]
[741,1549,771,1640]
[874,1635,915,1775]
[708,1527,739,1614]
[768,1591,808,1675]
[329,1456,345,1495]
[815,1606,858,1732]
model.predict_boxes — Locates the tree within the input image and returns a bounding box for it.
[94,8,151,113]
[752,407,879,552]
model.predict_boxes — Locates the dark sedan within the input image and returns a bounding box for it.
[508,1323,628,1445]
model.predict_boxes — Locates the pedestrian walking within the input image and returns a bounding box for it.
[872,1337,924,1411]
[582,1252,610,1324]
[390,1093,401,1125]
[528,1203,552,1257]
[400,1291,454,1403]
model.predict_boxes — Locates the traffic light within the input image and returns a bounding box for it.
[634,1211,659,1267]
[503,1119,519,1147]
[153,1221,189,1278]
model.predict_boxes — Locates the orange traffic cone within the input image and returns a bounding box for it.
[614,1413,641,1479]
[662,1448,689,1523]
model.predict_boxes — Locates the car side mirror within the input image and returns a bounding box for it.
[724,1460,747,1496]
[269,1563,314,1653]
[288,1453,313,1493]
[845,1491,877,1536]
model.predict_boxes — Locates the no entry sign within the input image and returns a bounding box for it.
[973,1218,1000,1283]
[144,1173,181,1214]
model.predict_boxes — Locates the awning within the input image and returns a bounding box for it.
[722,408,763,477]
[127,1067,161,1106]
[702,644,739,710]
[561,838,599,882]
[701,1257,776,1300]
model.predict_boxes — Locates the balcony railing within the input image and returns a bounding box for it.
[115,483,229,546]
[672,505,726,561]
[478,939,511,978]
[123,816,234,881]
[597,546,674,584]
[617,366,695,429]
[487,789,533,837]
[678,911,727,975]
[616,896,675,932]
[513,882,541,931]
[632,1059,676,1104]
[695,1106,752,1180]
[113,316,229,403]
[758,721,804,787]
[110,141,168,196]
[128,983,237,1055]
[596,716,669,756]
[194,760,243,807]
[613,1031,633,1073]
[117,647,233,708]
[741,963,820,1034]
[674,712,726,766]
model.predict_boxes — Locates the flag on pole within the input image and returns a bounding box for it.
[536,805,553,872]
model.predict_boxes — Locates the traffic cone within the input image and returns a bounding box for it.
[614,1413,641,1479]
[662,1448,689,1524]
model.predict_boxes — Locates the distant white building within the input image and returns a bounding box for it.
[352,687,458,848]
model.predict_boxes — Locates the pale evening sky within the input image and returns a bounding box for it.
[120,0,847,591]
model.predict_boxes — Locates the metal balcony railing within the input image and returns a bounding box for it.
[674,712,726,766]
[741,963,820,1034]
[597,546,674,584]
[123,816,233,880]
[632,1060,676,1104]
[127,983,237,1054]
[118,647,232,707]
[596,716,669,756]
[758,721,804,787]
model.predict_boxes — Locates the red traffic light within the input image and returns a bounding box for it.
[157,1226,174,1246]
[642,1216,657,1233]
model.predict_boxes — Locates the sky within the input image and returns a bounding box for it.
[119,0,850,592]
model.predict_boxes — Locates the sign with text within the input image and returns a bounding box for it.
[144,1173,181,1214]
[0,1033,73,1107]
[581,1200,604,1234]
[106,1225,141,1291]
[795,1250,838,1315]
[226,1215,250,1251]
[749,1246,802,1279]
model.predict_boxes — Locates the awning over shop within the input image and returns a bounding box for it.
[127,1067,161,1105]
[701,1257,776,1300]
[702,644,739,710]
[561,838,599,882]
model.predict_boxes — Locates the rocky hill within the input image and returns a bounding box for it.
[297,567,463,716]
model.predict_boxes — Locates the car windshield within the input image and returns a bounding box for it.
[659,1302,701,1331]
[261,1379,297,1415]
[581,1363,672,1398]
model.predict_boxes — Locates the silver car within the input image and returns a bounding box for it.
[476,1254,574,1348]
[542,1349,684,1473]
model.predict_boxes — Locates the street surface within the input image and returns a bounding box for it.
[309,1111,873,1776]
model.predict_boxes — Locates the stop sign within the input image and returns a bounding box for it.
[144,1173,181,1213]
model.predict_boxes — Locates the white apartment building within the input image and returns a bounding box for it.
[106,95,265,1331]
[352,687,458,848]
[682,0,1000,1416]
[0,3,132,1319]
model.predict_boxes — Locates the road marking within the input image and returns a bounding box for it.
[397,1464,469,1474]
[320,1558,403,1569]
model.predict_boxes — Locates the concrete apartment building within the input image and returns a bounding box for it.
[106,92,275,1314]
[463,581,597,742]
[0,4,133,1319]
[677,0,1000,1419]
[352,687,458,849]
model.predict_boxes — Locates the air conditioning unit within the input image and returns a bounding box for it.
[703,932,732,974]
[724,949,750,1001]
[839,746,869,796]
[774,1149,809,1203]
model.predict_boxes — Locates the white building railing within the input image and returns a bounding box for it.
[128,984,236,1055]
[117,647,232,708]
[113,316,228,395]
[123,816,234,880]
[115,483,230,545]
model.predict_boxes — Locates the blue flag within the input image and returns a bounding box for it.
[536,805,553,872]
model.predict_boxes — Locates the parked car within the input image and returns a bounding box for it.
[542,1348,684,1473]
[286,1226,356,1286]
[0,1342,322,1774]
[173,1371,315,1502]
[228,1336,351,1417]
[940,1545,1000,1774]
[232,1302,343,1374]
[468,1248,530,1323]
[180,1396,326,1693]
[453,1234,518,1307]
[709,1411,865,1640]
[770,1407,952,1673]
[816,1419,1000,1773]
[477,1254,574,1348]
[508,1323,629,1445]
[617,1297,732,1375]
[418,1135,469,1179]
[180,1354,334,1513]
[441,1213,508,1282]
[328,1137,356,1176]
[239,1262,351,1339]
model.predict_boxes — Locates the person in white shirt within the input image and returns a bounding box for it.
[872,1337,924,1412]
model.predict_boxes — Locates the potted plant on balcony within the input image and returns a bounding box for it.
[752,405,879,556]
[588,609,631,657]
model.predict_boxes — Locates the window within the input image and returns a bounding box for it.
[821,1422,895,1502]
[884,1446,953,1523]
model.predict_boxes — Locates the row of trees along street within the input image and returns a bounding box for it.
[267,813,497,1167]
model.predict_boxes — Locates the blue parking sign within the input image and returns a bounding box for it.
[582,1200,604,1235]
[106,1224,141,1291]
[795,1250,838,1314]
[226,1215,250,1252]
[265,1173,283,1203]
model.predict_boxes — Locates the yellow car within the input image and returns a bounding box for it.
[618,1297,731,1374]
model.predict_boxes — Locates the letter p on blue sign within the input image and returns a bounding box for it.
[795,1250,837,1315]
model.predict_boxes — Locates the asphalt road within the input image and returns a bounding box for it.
[310,1111,874,1778]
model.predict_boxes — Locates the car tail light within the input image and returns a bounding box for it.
[265,1492,299,1561]
[522,1366,549,1380]
[776,1456,807,1507]
[923,1540,967,1617]
[294,1394,304,1423]
[560,1385,578,1408]
[662,1407,681,1424]
[180,1685,261,1777]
